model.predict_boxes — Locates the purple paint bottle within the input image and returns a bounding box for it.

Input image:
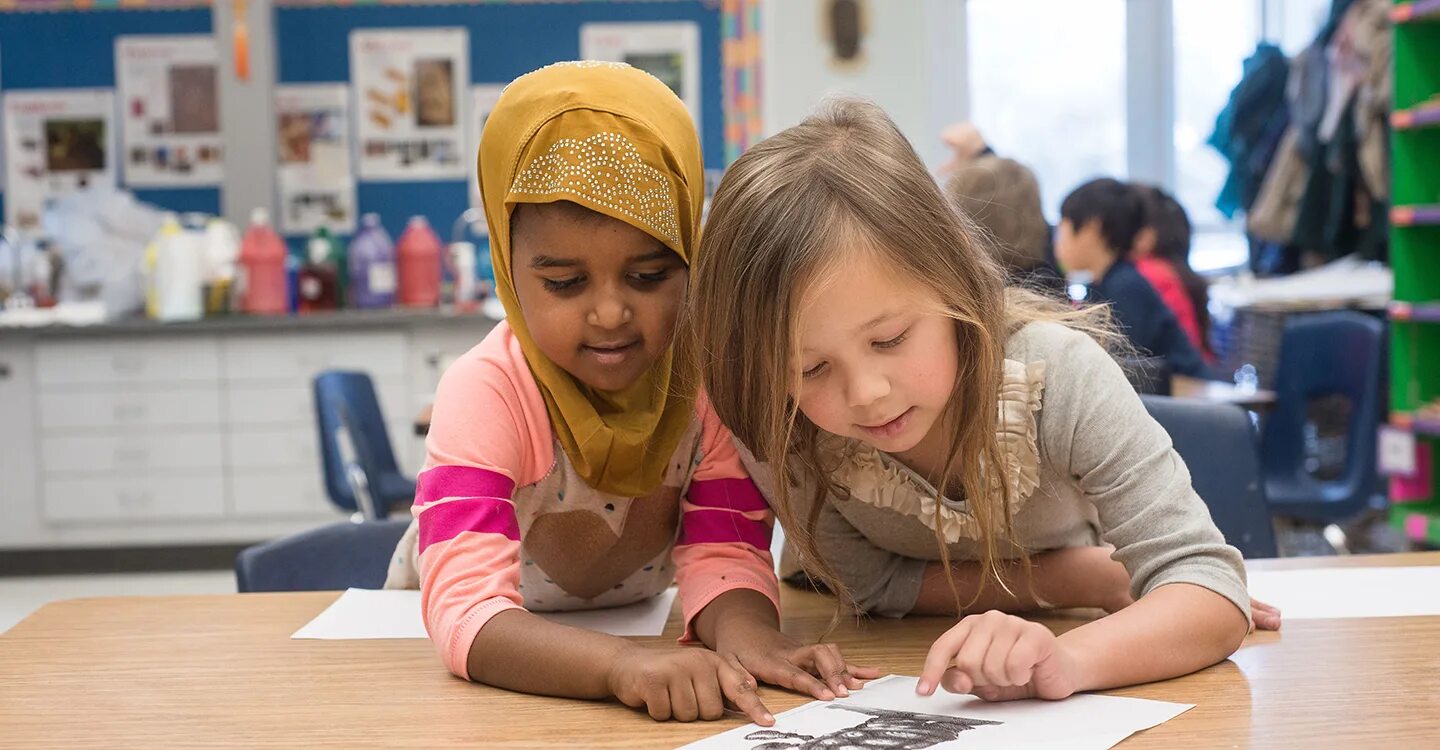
[348,213,397,309]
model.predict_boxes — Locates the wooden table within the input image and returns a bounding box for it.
[1171,374,1278,411]
[4,553,1438,748]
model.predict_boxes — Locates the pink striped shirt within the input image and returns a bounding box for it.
[411,322,778,679]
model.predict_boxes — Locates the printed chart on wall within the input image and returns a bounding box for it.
[350,28,469,181]
[275,84,356,236]
[115,35,224,187]
[2,90,118,231]
[580,22,701,130]
[467,84,505,218]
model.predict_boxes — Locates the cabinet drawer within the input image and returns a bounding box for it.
[225,378,407,427]
[221,332,407,382]
[229,470,339,519]
[43,474,225,523]
[39,388,223,431]
[227,422,410,470]
[37,338,220,387]
[42,432,224,474]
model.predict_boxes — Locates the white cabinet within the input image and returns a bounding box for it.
[0,314,489,550]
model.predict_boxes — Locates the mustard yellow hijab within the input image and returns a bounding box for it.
[479,61,705,498]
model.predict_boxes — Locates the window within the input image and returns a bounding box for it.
[967,0,1127,223]
[964,0,1333,272]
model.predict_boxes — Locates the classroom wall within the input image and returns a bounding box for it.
[0,8,222,219]
[273,1,723,242]
[759,0,965,169]
[0,1,723,243]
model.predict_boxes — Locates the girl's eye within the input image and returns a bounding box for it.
[541,276,584,292]
[801,362,828,380]
[874,329,910,349]
[630,269,672,285]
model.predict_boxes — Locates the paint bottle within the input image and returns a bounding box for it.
[396,215,442,308]
[237,208,288,316]
[347,213,397,309]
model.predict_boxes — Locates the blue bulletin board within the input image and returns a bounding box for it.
[0,8,221,220]
[0,1,722,245]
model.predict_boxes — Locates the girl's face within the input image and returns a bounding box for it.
[510,202,688,392]
[790,249,959,458]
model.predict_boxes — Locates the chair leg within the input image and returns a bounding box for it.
[1322,524,1351,555]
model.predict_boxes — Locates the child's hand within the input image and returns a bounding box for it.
[1252,597,1282,631]
[916,610,1080,703]
[717,622,881,701]
[607,644,775,726]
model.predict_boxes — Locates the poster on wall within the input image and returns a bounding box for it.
[580,22,701,129]
[115,35,224,187]
[2,89,118,231]
[275,84,357,236]
[349,28,469,181]
[467,84,505,220]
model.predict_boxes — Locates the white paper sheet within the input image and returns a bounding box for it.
[275,84,356,236]
[1245,565,1440,620]
[466,84,506,213]
[291,587,678,640]
[115,35,224,187]
[2,89,118,231]
[349,28,469,181]
[681,675,1191,750]
[580,22,701,131]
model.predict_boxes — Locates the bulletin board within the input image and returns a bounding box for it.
[273,0,724,245]
[0,8,220,223]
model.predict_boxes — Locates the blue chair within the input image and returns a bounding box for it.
[235,519,411,592]
[1259,312,1384,525]
[313,370,416,520]
[1142,395,1279,559]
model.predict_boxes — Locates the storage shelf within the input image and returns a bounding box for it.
[1393,0,1440,24]
[1389,302,1440,322]
[1393,102,1440,131]
[1392,412,1440,436]
[1392,204,1440,227]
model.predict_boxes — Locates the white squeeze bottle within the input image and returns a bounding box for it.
[154,216,205,322]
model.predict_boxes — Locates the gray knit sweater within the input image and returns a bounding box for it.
[757,321,1251,623]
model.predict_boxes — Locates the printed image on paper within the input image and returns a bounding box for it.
[116,35,224,187]
[350,28,469,181]
[581,22,701,129]
[275,84,356,236]
[466,84,505,219]
[3,89,118,230]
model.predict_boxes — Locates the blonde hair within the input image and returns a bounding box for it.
[943,154,1051,272]
[687,98,1119,615]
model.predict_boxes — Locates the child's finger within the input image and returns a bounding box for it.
[721,655,775,727]
[693,671,726,722]
[918,618,973,695]
[750,651,834,701]
[810,644,852,698]
[844,661,883,689]
[941,666,974,695]
[950,621,996,688]
[669,678,701,722]
[981,627,1022,687]
[644,680,673,722]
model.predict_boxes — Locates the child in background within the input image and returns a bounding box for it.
[385,62,872,725]
[687,99,1279,705]
[1132,185,1214,364]
[940,124,1065,297]
[1056,178,1208,378]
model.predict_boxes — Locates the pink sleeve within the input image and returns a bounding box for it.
[414,324,553,679]
[672,392,780,643]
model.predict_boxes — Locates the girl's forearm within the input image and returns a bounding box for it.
[467,608,632,698]
[1058,582,1249,692]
